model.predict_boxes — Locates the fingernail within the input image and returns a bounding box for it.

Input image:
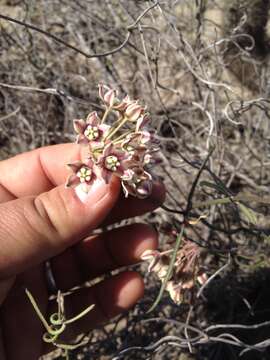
[75,178,108,204]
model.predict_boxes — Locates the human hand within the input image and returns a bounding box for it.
[0,143,165,360]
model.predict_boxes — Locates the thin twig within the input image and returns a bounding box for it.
[0,1,159,58]
[197,254,231,298]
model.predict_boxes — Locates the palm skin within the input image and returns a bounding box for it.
[0,143,165,359]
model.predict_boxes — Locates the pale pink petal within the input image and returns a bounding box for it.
[98,84,107,101]
[125,103,145,122]
[99,124,111,134]
[98,84,118,107]
[65,174,80,188]
[67,161,83,172]
[136,114,150,131]
[141,249,161,272]
[76,134,90,145]
[86,111,100,126]
[73,119,86,134]
[166,282,182,304]
[84,158,94,168]
[197,273,208,285]
[113,95,131,111]
[104,89,116,107]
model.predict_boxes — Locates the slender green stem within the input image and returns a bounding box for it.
[26,287,94,354]
[100,107,110,124]
[43,332,58,343]
[57,291,65,321]
[25,289,51,333]
[48,323,66,336]
[192,196,235,209]
[113,130,133,144]
[64,304,95,325]
[50,312,63,326]
[147,225,185,313]
[105,117,128,141]
[54,339,87,351]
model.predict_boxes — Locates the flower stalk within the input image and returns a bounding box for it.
[142,226,208,309]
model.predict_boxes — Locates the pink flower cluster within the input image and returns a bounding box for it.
[141,240,207,304]
[66,84,159,198]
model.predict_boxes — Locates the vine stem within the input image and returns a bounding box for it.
[147,225,185,313]
[64,304,95,325]
[25,289,51,333]
[113,130,133,144]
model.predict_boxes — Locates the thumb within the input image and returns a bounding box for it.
[0,177,120,279]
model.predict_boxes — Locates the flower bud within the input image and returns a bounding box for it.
[113,95,131,112]
[125,102,145,122]
[98,84,117,107]
[104,89,116,107]
[136,113,150,131]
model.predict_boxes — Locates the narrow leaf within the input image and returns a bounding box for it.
[238,202,258,225]
[200,180,229,196]
[147,225,185,313]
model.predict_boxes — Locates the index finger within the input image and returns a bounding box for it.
[0,143,81,199]
[0,144,165,221]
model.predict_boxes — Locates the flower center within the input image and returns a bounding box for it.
[126,144,135,153]
[77,166,92,183]
[84,125,100,141]
[105,155,120,172]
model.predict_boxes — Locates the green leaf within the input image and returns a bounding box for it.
[238,203,258,225]
[200,180,229,196]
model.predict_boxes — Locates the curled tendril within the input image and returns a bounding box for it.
[50,312,64,326]
[25,288,95,358]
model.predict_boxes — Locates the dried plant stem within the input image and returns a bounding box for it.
[197,255,231,298]
[0,1,159,59]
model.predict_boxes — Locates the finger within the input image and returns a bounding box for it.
[1,269,47,360]
[104,180,165,225]
[46,271,144,346]
[0,177,120,279]
[0,144,165,224]
[0,328,7,360]
[0,278,15,305]
[0,143,81,198]
[51,223,158,291]
[0,184,15,203]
